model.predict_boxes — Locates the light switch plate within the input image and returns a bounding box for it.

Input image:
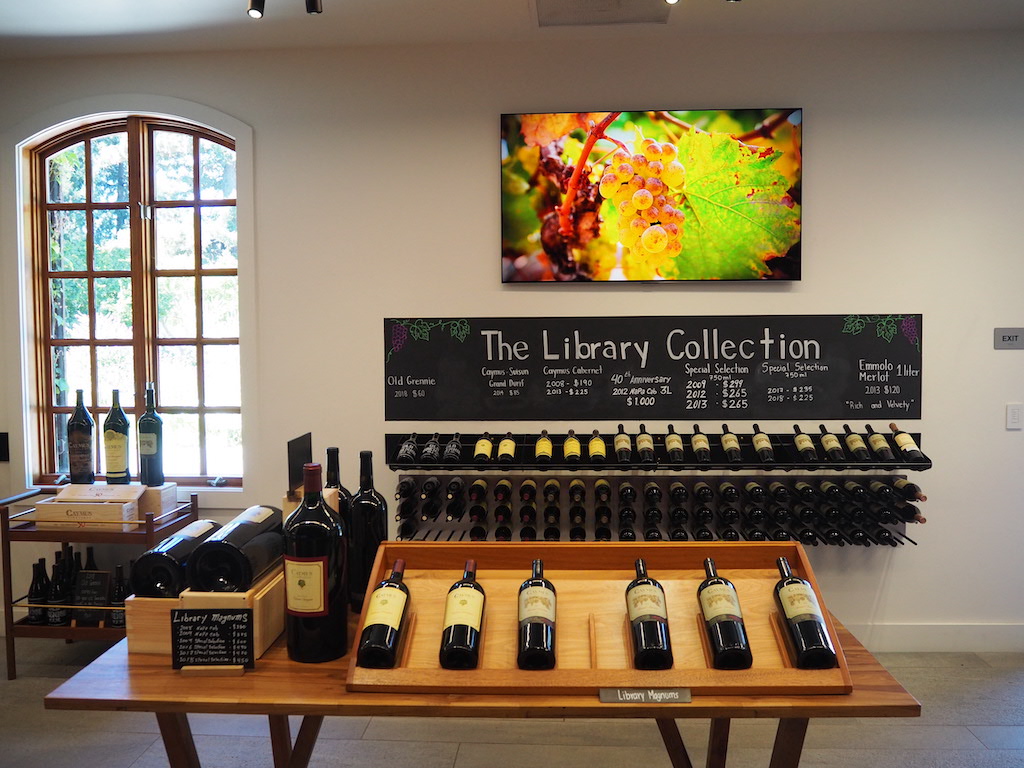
[1007,403,1023,430]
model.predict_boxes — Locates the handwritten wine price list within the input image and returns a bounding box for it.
[171,609,255,670]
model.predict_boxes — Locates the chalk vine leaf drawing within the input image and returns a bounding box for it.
[841,314,921,352]
[387,319,470,362]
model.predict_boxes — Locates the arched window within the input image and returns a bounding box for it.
[31,116,241,486]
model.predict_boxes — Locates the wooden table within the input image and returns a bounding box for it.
[44,621,919,768]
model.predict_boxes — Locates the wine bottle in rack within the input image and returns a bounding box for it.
[773,557,837,669]
[563,429,582,464]
[130,519,222,597]
[397,517,419,540]
[569,505,586,527]
[470,524,489,541]
[138,382,164,485]
[396,433,418,464]
[643,481,662,506]
[751,423,775,463]
[637,424,656,464]
[568,478,586,504]
[520,526,537,542]
[543,478,561,504]
[842,503,867,525]
[794,481,817,502]
[357,559,410,669]
[419,476,441,501]
[869,480,896,502]
[694,505,714,525]
[720,423,742,463]
[595,526,612,541]
[694,525,715,541]
[719,526,741,541]
[493,478,513,504]
[669,481,688,505]
[644,506,663,526]
[794,504,818,525]
[445,477,464,501]
[669,507,688,527]
[742,504,767,524]
[669,526,688,541]
[871,527,898,546]
[618,481,637,504]
[842,424,870,461]
[535,430,553,463]
[840,522,871,546]
[625,559,674,670]
[818,480,844,502]
[517,559,557,670]
[419,499,442,523]
[420,433,442,463]
[717,505,740,524]
[47,560,70,626]
[614,424,632,463]
[618,506,636,525]
[473,432,494,463]
[26,559,49,625]
[691,424,712,464]
[519,478,537,503]
[84,546,98,571]
[467,478,488,502]
[594,505,612,527]
[718,481,740,503]
[744,481,767,503]
[108,564,128,628]
[743,526,768,541]
[595,478,612,504]
[395,477,415,501]
[442,433,462,463]
[843,480,870,503]
[768,481,791,503]
[694,481,714,503]
[769,504,792,524]
[643,525,663,541]
[439,560,485,670]
[819,504,842,524]
[497,432,516,463]
[103,389,131,484]
[889,422,925,460]
[665,424,685,462]
[187,505,284,592]
[518,502,537,525]
[618,524,637,541]
[588,429,607,463]
[818,424,846,461]
[792,424,818,462]
[396,498,418,522]
[543,505,560,526]
[820,527,849,546]
[864,424,896,461]
[495,525,513,542]
[893,478,928,502]
[469,502,488,524]
[68,389,95,484]
[494,503,514,525]
[767,525,792,541]
[543,526,561,541]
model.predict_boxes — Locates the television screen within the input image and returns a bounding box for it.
[501,109,802,282]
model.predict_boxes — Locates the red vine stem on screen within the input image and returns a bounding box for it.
[557,111,621,238]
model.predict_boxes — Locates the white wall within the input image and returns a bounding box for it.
[1,29,1022,650]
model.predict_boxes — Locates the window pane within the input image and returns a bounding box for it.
[206,413,242,476]
[203,345,240,406]
[159,346,199,406]
[201,276,239,338]
[153,131,194,201]
[91,133,129,203]
[199,139,236,200]
[155,207,195,269]
[93,209,131,270]
[94,277,133,339]
[47,142,86,203]
[55,413,70,475]
[200,207,237,268]
[52,346,92,404]
[48,209,87,271]
[162,413,200,475]
[50,277,89,339]
[157,276,197,338]
[95,346,135,409]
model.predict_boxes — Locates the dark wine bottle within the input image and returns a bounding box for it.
[669,506,688,527]
[693,505,714,524]
[720,423,742,463]
[26,559,49,625]
[517,559,556,670]
[84,546,99,571]
[284,462,349,663]
[643,481,662,507]
[469,502,489,524]
[669,481,688,505]
[595,526,612,541]
[669,526,688,541]
[743,525,768,541]
[698,557,753,669]
[717,505,740,524]
[751,424,775,463]
[130,519,222,597]
[742,503,767,524]
[843,480,870,503]
[594,478,612,504]
[324,446,352,527]
[588,429,606,463]
[889,422,925,461]
[519,526,537,541]
[543,478,560,504]
[643,525,663,541]
[665,424,685,462]
[625,558,673,670]
[467,478,488,502]
[636,423,656,464]
[187,505,284,592]
[618,480,637,504]
[439,559,486,669]
[694,481,715,503]
[794,481,817,502]
[519,478,537,503]
[67,389,95,484]
[493,478,513,503]
[744,481,767,503]
[768,481,791,503]
[893,478,928,502]
[842,424,870,461]
[107,564,128,628]
[618,506,637,525]
[495,525,513,542]
[691,424,712,463]
[563,429,581,464]
[568,478,586,504]
[138,382,164,486]
[46,561,70,626]
[793,527,818,546]
[818,424,846,461]
[444,477,464,501]
[442,433,462,463]
[614,423,632,463]
[542,505,560,526]
[773,557,837,669]
[497,432,516,464]
[349,451,388,611]
[792,424,818,462]
[396,433,418,464]
[594,505,612,527]
[473,432,493,463]
[864,424,896,461]
[618,524,637,541]
[494,503,514,525]
[718,481,740,503]
[869,480,896,502]
[518,502,537,525]
[103,389,130,484]
[535,430,553,463]
[356,559,410,669]
[420,433,442,463]
[396,517,419,540]
[818,480,845,502]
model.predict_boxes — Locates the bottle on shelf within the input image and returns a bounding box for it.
[519,478,537,503]
[893,478,928,502]
[444,498,466,523]
[719,526,741,542]
[668,481,688,505]
[767,525,792,541]
[419,499,443,523]
[636,423,656,464]
[396,517,419,540]
[720,423,742,463]
[665,424,685,462]
[843,480,870,503]
[130,519,222,597]
[469,502,489,524]
[614,424,632,463]
[497,432,516,464]
[137,382,164,486]
[439,560,485,670]
[643,481,662,507]
[418,476,441,501]
[618,506,637,526]
[103,389,130,484]
[668,506,688,527]
[742,503,767,524]
[864,424,896,461]
[495,525,513,542]
[517,559,556,670]
[46,560,70,627]
[67,389,95,484]
[794,481,817,502]
[84,546,99,571]
[694,526,715,542]
[542,505,560,526]
[467,478,488,502]
[643,525,663,541]
[669,526,688,541]
[568,478,586,504]
[691,424,712,464]
[493,478,513,503]
[187,505,284,592]
[594,478,612,504]
[519,526,537,542]
[773,557,837,669]
[718,481,740,503]
[743,525,768,541]
[420,433,442,464]
[792,424,818,462]
[473,432,494,463]
[594,505,612,527]
[543,478,561,504]
[107,564,128,628]
[618,524,637,541]
[768,504,792,524]
[442,433,462,463]
[842,424,870,461]
[694,481,714,503]
[889,423,925,461]
[283,462,349,663]
[625,558,673,670]
[543,526,561,541]
[717,505,740,525]
[818,424,846,461]
[396,433,418,464]
[643,507,663,526]
[394,477,416,501]
[494,504,514,525]
[793,526,819,546]
[818,480,845,502]
[535,430,553,463]
[744,481,767,503]
[588,429,606,463]
[697,557,754,669]
[563,429,581,464]
[751,423,775,463]
[26,559,50,626]
[356,559,410,669]
[395,497,417,522]
[820,527,849,546]
[445,477,464,501]
[595,526,612,541]
[324,447,352,527]
[768,481,791,503]
[869,479,896,502]
[694,505,714,525]
[618,480,637,505]
[518,502,537,526]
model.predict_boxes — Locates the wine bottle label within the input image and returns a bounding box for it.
[588,436,606,458]
[821,433,841,451]
[665,434,683,453]
[691,434,710,452]
[613,434,631,453]
[844,433,867,452]
[443,586,484,631]
[753,434,772,451]
[777,583,825,622]
[535,437,552,458]
[868,433,889,453]
[284,555,329,616]
[626,584,667,622]
[893,479,911,491]
[364,586,408,631]
[498,438,516,457]
[721,433,739,451]
[794,434,814,452]
[238,506,276,524]
[178,520,217,538]
[104,430,128,471]
[474,439,492,459]
[518,585,556,624]
[893,433,920,452]
[563,436,581,458]
[636,434,654,452]
[138,433,159,455]
[699,583,743,623]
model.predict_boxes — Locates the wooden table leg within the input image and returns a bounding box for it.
[289,716,325,768]
[706,718,731,768]
[155,712,201,768]
[268,714,293,768]
[769,717,809,768]
[656,718,696,768]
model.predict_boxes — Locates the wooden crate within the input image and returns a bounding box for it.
[33,498,140,532]
[139,483,178,519]
[347,541,851,696]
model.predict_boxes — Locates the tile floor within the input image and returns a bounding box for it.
[3,639,1024,768]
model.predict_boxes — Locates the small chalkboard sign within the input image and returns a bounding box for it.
[171,609,255,671]
[71,570,110,627]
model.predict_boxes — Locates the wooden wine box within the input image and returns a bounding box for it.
[347,541,852,697]
[138,482,179,519]
[34,485,144,531]
[125,566,285,657]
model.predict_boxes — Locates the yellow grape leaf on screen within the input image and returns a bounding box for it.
[519,112,611,147]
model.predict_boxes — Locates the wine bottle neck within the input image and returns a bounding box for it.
[634,558,648,579]
[704,558,717,578]
[777,556,794,578]
[532,559,543,579]
[358,451,374,490]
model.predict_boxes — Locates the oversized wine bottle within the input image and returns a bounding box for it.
[356,559,410,669]
[130,519,222,597]
[439,559,486,669]
[137,382,164,486]
[67,389,95,484]
[26,559,50,625]
[187,505,284,592]
[348,451,388,611]
[773,557,837,669]
[517,559,556,670]
[625,558,673,670]
[889,422,925,461]
[751,423,775,463]
[284,462,349,662]
[103,389,130,484]
[792,424,818,462]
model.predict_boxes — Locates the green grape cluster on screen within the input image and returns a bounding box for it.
[598,136,686,278]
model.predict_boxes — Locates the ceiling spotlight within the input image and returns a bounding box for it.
[665,0,680,4]
[306,0,322,12]
[247,0,265,18]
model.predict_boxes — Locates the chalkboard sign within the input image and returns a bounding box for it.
[384,315,923,421]
[171,609,255,670]
[71,570,110,627]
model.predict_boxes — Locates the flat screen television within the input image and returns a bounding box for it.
[500,109,802,282]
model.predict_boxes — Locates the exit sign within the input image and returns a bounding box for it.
[995,328,1024,349]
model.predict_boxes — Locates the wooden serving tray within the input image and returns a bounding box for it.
[347,541,851,696]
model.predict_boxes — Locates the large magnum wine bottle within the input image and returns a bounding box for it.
[103,389,130,484]
[773,557,837,669]
[356,559,411,669]
[889,422,925,460]
[284,462,349,662]
[517,559,556,670]
[697,558,753,670]
[348,450,388,611]
[186,505,284,592]
[439,559,486,669]
[130,519,222,597]
[138,382,164,486]
[625,558,673,670]
[67,389,95,484]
